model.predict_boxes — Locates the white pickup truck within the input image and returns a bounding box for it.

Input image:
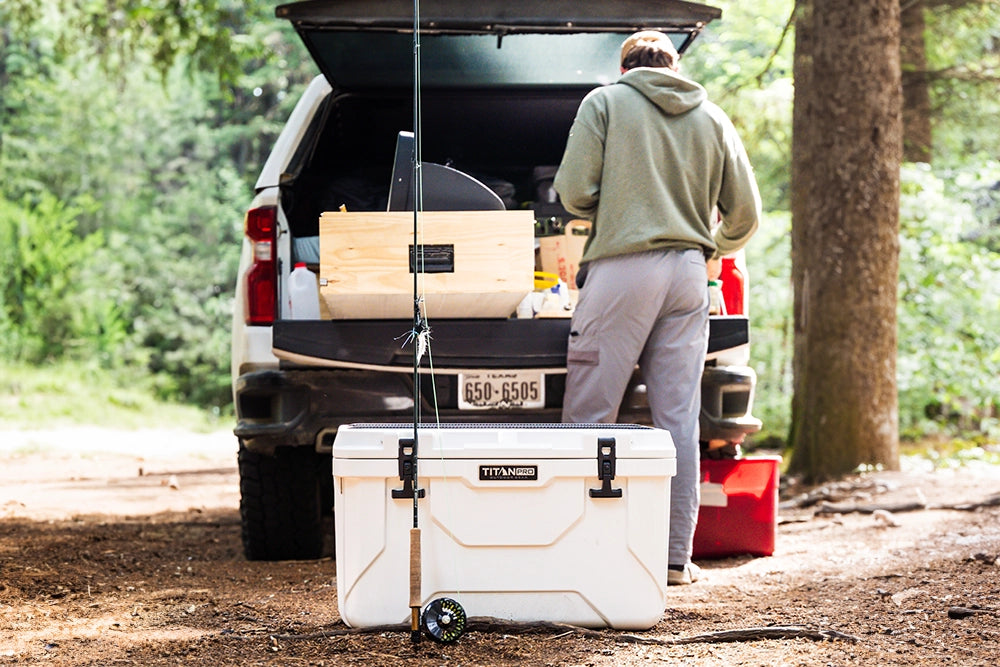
[231,0,761,560]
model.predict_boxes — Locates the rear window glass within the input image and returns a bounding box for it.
[305,31,690,88]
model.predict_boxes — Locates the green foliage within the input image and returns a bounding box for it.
[0,0,273,87]
[743,211,793,446]
[109,158,246,408]
[924,0,1000,166]
[0,194,126,364]
[683,0,796,210]
[897,163,1000,439]
[901,436,1000,471]
[1,6,305,219]
[1,1,308,412]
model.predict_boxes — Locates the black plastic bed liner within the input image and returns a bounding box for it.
[273,316,748,369]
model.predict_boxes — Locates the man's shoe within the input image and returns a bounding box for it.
[667,562,702,586]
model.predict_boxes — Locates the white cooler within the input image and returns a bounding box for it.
[333,423,676,630]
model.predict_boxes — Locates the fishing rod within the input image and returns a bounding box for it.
[408,0,423,644]
[405,0,466,646]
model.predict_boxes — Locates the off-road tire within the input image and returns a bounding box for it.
[238,442,329,561]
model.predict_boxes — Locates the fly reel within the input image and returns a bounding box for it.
[420,598,467,643]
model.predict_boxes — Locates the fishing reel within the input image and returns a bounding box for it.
[420,597,467,643]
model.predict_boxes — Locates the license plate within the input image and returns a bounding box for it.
[458,371,545,410]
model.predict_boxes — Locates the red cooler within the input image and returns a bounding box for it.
[692,456,781,559]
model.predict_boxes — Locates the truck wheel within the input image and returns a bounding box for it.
[238,442,329,561]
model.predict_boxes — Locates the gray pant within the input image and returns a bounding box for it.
[562,248,708,567]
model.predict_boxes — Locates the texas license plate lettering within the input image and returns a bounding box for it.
[458,371,544,410]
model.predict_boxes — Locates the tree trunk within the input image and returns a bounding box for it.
[788,0,903,483]
[901,1,933,163]
[0,26,9,161]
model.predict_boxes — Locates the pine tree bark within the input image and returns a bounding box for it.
[788,0,903,482]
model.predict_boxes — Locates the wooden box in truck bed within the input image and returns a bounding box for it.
[319,210,535,319]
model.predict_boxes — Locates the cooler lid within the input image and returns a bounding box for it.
[333,423,675,460]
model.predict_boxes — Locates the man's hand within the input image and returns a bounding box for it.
[706,257,722,281]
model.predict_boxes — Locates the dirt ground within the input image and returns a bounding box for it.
[1,428,999,666]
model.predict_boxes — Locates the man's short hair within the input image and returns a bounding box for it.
[620,30,679,70]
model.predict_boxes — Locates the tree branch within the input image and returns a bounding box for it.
[269,617,860,645]
[752,3,797,89]
[920,65,1000,84]
[815,493,1000,515]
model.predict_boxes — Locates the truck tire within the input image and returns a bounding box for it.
[238,442,329,561]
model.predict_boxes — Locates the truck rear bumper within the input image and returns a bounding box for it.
[700,365,762,442]
[234,362,761,455]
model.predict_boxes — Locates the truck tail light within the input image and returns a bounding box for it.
[245,206,277,324]
[719,257,745,316]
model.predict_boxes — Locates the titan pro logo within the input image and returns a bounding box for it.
[479,465,538,481]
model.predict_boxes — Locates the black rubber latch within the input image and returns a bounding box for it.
[589,436,623,498]
[391,437,425,499]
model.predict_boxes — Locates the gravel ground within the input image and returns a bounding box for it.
[1,428,998,666]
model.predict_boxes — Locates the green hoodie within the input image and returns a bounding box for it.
[553,67,760,263]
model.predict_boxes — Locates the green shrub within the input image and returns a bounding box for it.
[897,164,1000,439]
[0,194,127,365]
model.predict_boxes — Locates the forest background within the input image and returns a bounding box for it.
[1,0,998,454]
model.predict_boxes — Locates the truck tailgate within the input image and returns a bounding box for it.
[272,316,748,369]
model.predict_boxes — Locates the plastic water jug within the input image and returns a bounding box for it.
[708,280,725,315]
[288,263,320,319]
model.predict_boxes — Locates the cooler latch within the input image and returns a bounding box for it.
[590,437,623,498]
[391,437,425,499]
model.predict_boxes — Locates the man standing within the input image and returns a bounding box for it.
[554,31,760,585]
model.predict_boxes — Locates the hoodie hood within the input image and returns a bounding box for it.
[619,67,707,115]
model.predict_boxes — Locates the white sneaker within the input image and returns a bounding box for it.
[667,562,702,586]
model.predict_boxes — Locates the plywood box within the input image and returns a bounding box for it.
[319,210,535,319]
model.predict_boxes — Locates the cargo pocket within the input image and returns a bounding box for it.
[566,332,599,366]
